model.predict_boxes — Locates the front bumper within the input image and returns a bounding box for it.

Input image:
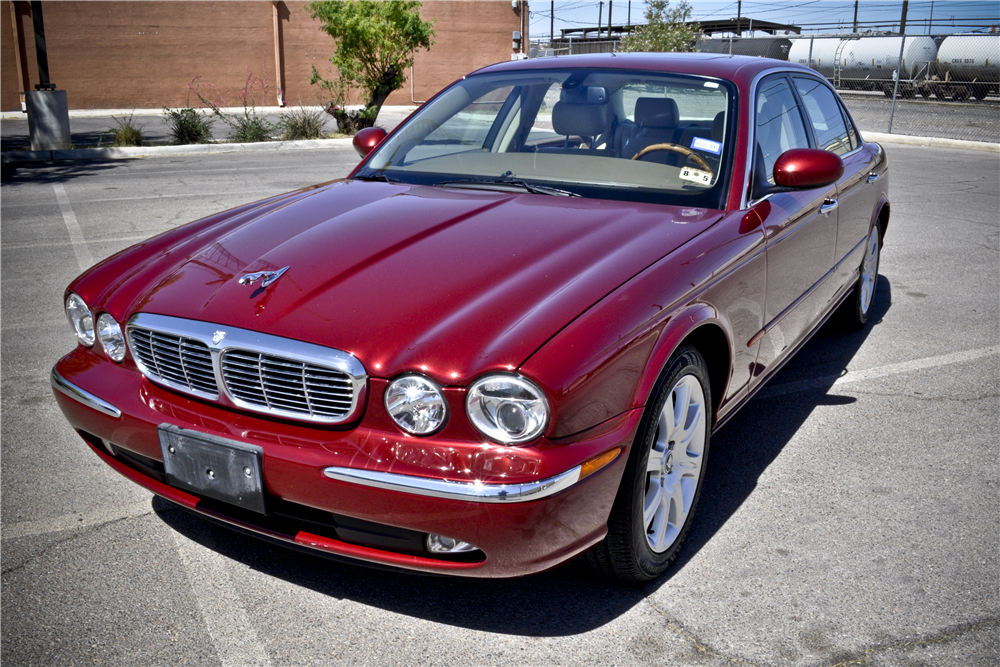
[52,349,640,577]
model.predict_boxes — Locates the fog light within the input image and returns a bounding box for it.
[426,533,478,554]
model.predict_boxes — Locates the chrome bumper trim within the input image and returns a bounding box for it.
[323,465,582,503]
[51,367,122,419]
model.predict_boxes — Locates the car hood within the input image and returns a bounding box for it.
[103,181,721,384]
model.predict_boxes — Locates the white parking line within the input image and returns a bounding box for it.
[3,190,285,208]
[2,235,169,252]
[52,183,95,272]
[757,345,999,399]
[171,529,273,667]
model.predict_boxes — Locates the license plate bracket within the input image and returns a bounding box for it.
[158,424,267,514]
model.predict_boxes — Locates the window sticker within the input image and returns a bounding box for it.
[691,137,722,155]
[679,167,712,185]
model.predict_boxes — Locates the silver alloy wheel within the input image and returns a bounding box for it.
[643,374,707,553]
[859,227,880,315]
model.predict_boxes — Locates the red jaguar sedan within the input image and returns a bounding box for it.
[52,53,888,582]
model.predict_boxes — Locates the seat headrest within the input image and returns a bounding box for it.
[634,97,679,128]
[552,102,608,137]
[712,111,725,142]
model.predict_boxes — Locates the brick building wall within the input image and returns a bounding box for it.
[1,1,526,112]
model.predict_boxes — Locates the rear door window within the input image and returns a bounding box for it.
[793,76,856,154]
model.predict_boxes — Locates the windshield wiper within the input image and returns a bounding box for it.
[433,178,580,197]
[353,171,400,183]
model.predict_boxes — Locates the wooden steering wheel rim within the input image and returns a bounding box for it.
[630,143,713,174]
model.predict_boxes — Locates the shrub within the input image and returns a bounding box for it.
[190,68,277,143]
[110,113,144,147]
[163,107,215,144]
[278,107,328,140]
[227,113,276,143]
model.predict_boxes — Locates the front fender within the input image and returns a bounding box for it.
[522,211,764,440]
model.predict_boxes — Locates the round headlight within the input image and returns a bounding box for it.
[65,293,95,346]
[466,375,549,444]
[385,375,448,435]
[97,313,126,362]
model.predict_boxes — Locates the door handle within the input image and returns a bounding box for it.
[866,172,880,184]
[820,199,839,217]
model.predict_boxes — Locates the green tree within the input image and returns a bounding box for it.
[618,0,699,53]
[307,1,435,125]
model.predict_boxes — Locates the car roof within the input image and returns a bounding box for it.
[473,52,814,84]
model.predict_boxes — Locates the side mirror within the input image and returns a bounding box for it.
[751,147,844,200]
[353,127,387,158]
[773,148,844,189]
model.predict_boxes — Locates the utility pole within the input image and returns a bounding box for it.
[852,1,859,33]
[551,0,554,42]
[888,0,909,134]
[30,1,53,89]
[608,1,613,38]
[628,1,631,27]
[598,1,604,39]
[736,0,741,37]
[928,0,934,35]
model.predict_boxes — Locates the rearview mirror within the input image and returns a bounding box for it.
[353,127,388,159]
[560,86,608,105]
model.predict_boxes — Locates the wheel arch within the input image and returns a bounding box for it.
[634,306,733,429]
[875,198,889,240]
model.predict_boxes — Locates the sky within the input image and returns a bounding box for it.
[527,0,1000,39]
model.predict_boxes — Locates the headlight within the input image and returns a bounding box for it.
[385,375,448,435]
[65,293,95,346]
[466,375,549,444]
[97,313,126,362]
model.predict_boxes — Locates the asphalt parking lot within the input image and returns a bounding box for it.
[1,142,997,666]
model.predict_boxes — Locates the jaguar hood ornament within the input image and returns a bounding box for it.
[239,266,289,289]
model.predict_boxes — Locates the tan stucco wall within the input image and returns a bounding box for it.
[1,1,524,112]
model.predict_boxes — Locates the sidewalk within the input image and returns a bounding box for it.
[0,105,417,153]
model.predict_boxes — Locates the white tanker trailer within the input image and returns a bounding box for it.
[789,34,999,101]
[937,35,1000,100]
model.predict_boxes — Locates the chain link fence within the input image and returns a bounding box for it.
[530,32,1000,144]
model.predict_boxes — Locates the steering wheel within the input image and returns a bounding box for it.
[631,143,714,176]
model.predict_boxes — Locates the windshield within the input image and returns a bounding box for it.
[357,68,737,208]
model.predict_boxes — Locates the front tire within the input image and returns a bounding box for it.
[586,346,711,582]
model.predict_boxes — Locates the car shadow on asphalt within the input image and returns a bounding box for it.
[152,277,893,637]
[670,276,893,575]
[1,158,123,185]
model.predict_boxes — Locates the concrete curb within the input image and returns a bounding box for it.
[863,132,1000,152]
[1,138,355,164]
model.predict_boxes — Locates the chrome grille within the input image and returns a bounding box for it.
[221,350,355,420]
[125,313,366,424]
[128,328,219,397]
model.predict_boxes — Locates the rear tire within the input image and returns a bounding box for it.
[586,346,712,582]
[846,224,882,328]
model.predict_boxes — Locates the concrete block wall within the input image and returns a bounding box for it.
[1,0,525,112]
